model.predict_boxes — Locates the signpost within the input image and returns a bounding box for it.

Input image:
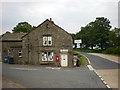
[74,39,82,48]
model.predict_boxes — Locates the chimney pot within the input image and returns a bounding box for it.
[50,18,52,22]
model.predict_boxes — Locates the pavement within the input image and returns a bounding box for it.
[80,52,119,89]
[2,64,107,88]
[0,63,25,88]
[96,69,119,88]
[2,76,25,88]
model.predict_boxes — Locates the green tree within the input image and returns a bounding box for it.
[93,17,111,49]
[70,33,76,40]
[78,26,92,48]
[75,17,111,50]
[12,22,34,33]
[108,28,120,47]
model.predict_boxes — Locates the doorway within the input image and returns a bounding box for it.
[61,54,68,67]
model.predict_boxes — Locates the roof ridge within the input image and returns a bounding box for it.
[21,19,71,38]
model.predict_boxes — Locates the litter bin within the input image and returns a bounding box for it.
[76,58,80,67]
[4,56,8,63]
[9,57,14,64]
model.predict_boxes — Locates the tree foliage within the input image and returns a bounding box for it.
[12,22,35,33]
[74,17,112,50]
[108,28,120,47]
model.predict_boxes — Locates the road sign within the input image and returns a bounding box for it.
[74,40,82,44]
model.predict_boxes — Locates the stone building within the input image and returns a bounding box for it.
[21,19,73,67]
[1,33,26,63]
[1,19,73,67]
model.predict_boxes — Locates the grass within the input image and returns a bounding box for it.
[101,52,120,57]
[72,51,88,66]
[79,55,88,66]
[73,48,102,53]
[74,48,120,57]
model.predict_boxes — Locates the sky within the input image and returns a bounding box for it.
[0,0,119,35]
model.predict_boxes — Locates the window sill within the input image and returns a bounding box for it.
[40,61,54,65]
[42,45,53,47]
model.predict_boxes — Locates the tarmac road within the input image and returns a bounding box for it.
[80,52,119,88]
[2,64,107,88]
[80,52,120,70]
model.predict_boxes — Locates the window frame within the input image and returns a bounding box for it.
[42,52,54,61]
[43,36,52,46]
[18,50,22,58]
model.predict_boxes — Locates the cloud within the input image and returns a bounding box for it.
[1,0,119,35]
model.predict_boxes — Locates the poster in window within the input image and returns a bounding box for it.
[48,52,53,61]
[42,52,47,61]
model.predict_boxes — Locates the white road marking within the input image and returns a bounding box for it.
[51,67,61,70]
[94,70,111,88]
[65,70,71,71]
[10,67,39,71]
[87,65,94,71]
[80,52,111,89]
[46,67,61,70]
[103,81,107,85]
[106,85,111,88]
[101,78,104,81]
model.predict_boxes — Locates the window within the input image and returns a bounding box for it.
[42,52,47,61]
[8,50,10,56]
[8,49,13,57]
[42,52,53,61]
[43,36,52,46]
[43,36,48,46]
[18,50,22,57]
[48,36,52,46]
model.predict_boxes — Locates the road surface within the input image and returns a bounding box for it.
[80,52,119,70]
[2,64,107,88]
[80,52,119,88]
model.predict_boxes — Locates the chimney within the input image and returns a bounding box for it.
[50,18,52,22]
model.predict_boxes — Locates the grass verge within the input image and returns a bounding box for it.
[74,48,120,57]
[72,51,88,66]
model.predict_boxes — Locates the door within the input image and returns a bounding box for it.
[61,54,68,67]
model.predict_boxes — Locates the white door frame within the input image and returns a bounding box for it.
[60,54,68,67]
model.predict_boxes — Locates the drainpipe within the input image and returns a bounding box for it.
[27,34,30,64]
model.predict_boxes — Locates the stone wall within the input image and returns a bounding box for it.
[22,19,73,67]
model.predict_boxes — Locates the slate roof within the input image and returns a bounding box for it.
[1,32,26,41]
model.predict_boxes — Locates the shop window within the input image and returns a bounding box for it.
[42,52,53,61]
[43,36,52,46]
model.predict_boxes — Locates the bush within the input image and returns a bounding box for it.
[103,46,120,56]
[114,46,120,54]
[72,51,80,55]
[103,48,113,54]
[73,51,88,66]
[79,55,87,66]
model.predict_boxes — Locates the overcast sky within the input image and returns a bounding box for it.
[0,0,119,35]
